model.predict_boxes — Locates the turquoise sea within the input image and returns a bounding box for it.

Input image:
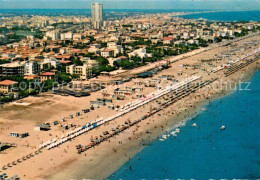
[109,71,260,179]
[179,10,260,21]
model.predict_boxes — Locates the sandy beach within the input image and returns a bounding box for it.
[0,33,259,179]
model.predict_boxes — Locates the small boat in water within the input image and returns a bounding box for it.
[202,108,207,111]
[162,135,167,139]
[192,123,197,127]
[175,128,180,133]
[220,125,225,130]
[159,139,164,141]
[170,131,176,136]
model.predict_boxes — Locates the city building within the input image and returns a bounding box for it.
[25,61,40,75]
[0,80,18,94]
[128,48,152,59]
[91,2,103,29]
[39,58,60,70]
[101,49,114,58]
[40,72,56,82]
[0,62,25,77]
[45,30,60,41]
[66,63,93,80]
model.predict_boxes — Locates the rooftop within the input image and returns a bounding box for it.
[0,80,18,86]
[41,72,55,76]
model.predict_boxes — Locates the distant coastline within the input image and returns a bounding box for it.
[0,9,216,17]
[1,9,259,22]
[178,10,260,22]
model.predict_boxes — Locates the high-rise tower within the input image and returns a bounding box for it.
[91,2,103,29]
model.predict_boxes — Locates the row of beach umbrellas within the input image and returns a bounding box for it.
[41,76,201,150]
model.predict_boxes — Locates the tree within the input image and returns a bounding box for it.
[57,72,72,83]
[97,57,109,66]
[71,57,83,66]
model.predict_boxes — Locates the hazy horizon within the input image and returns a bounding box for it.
[0,0,260,10]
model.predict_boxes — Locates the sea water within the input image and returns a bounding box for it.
[179,10,260,22]
[109,71,260,179]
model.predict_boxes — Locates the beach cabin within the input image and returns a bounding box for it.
[90,101,106,106]
[19,133,29,138]
[108,104,115,110]
[52,121,58,126]
[177,71,183,76]
[114,88,134,96]
[34,124,51,131]
[82,109,90,114]
[144,79,160,87]
[97,98,113,103]
[111,94,125,100]
[10,132,19,137]
[63,124,69,130]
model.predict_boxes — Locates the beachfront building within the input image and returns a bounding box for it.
[66,63,93,80]
[0,80,18,94]
[40,72,56,82]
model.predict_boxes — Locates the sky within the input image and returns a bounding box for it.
[0,0,260,10]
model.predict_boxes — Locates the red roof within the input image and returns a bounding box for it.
[163,37,174,41]
[25,75,39,78]
[60,60,71,64]
[41,72,55,76]
[117,56,128,59]
[102,49,113,52]
[0,80,18,86]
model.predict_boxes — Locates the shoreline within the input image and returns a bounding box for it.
[46,61,260,180]
[107,61,260,179]
[0,32,259,179]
